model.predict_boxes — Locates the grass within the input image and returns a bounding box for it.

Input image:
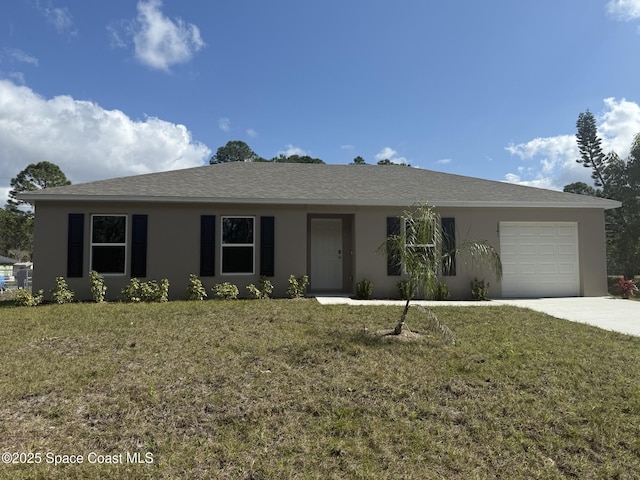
[1,299,639,479]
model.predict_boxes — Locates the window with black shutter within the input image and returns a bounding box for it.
[441,217,456,276]
[260,216,275,277]
[67,213,84,277]
[200,215,216,276]
[386,216,402,276]
[131,215,148,278]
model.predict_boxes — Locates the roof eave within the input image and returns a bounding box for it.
[17,194,622,209]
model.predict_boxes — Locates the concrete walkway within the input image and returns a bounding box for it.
[314,296,640,337]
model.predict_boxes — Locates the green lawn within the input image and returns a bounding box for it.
[1,299,639,479]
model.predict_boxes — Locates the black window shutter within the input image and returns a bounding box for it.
[260,216,275,277]
[200,215,216,276]
[67,213,84,277]
[441,217,456,276]
[386,216,402,276]
[131,215,148,278]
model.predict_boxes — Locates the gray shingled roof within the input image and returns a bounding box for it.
[0,255,19,265]
[18,162,620,209]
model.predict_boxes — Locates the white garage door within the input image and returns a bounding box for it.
[500,222,579,297]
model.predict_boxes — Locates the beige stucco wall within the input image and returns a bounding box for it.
[31,201,610,301]
[33,201,309,301]
[353,206,609,299]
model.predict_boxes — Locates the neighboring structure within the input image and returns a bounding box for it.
[0,255,19,290]
[0,255,19,278]
[13,262,34,289]
[18,163,620,300]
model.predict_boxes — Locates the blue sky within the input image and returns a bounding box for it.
[2,0,640,204]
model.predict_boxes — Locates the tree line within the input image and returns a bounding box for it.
[1,161,70,262]
[211,140,407,166]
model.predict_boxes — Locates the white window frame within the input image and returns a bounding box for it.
[90,214,128,275]
[403,217,437,273]
[403,217,437,248]
[221,216,255,275]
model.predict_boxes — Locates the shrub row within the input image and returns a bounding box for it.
[13,273,511,307]
[360,277,490,301]
[15,270,500,306]
[13,273,312,306]
[210,275,307,300]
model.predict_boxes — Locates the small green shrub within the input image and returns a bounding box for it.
[89,270,107,303]
[287,275,309,298]
[51,276,74,304]
[213,282,239,300]
[153,279,170,302]
[15,289,43,307]
[187,274,207,301]
[121,278,169,302]
[471,277,490,300]
[397,280,413,300]
[355,278,374,300]
[247,277,274,299]
[430,281,450,301]
[121,278,142,303]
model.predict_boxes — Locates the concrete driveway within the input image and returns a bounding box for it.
[315,296,640,337]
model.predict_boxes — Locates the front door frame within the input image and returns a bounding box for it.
[307,214,354,294]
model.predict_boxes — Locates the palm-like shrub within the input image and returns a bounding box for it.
[381,203,502,334]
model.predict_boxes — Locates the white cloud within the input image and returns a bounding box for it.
[8,72,25,85]
[504,98,640,190]
[0,80,210,204]
[340,144,355,150]
[278,144,309,157]
[375,146,408,164]
[505,134,589,190]
[501,173,559,190]
[598,97,640,156]
[218,117,231,132]
[107,22,129,49]
[436,158,452,165]
[36,1,75,35]
[246,128,257,138]
[607,0,640,20]
[5,49,39,66]
[132,0,205,71]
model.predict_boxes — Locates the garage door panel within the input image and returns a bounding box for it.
[518,225,536,235]
[537,244,555,255]
[500,222,579,297]
[557,226,575,236]
[519,263,537,275]
[558,244,576,255]
[538,263,557,274]
[538,226,555,236]
[558,264,577,274]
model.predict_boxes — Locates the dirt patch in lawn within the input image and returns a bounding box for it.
[371,327,426,342]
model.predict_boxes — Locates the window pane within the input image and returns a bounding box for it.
[222,218,253,244]
[222,246,253,273]
[92,246,125,274]
[93,216,126,243]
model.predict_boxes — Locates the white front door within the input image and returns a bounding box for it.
[310,218,343,290]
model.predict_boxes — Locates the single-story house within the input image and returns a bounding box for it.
[18,162,620,300]
[0,255,19,277]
